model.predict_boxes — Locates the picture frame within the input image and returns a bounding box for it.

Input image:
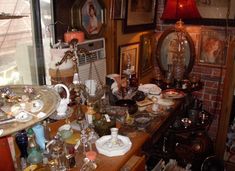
[123,0,157,33]
[139,32,155,76]
[71,0,105,39]
[111,0,126,20]
[198,29,227,67]
[156,27,195,77]
[195,0,235,26]
[163,1,235,26]
[119,43,140,76]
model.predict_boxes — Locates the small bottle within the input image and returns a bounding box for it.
[43,120,51,142]
[85,103,96,125]
[82,151,97,170]
[27,128,43,165]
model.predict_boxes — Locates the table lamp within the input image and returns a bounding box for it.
[161,0,201,81]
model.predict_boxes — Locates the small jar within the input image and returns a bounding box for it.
[83,151,97,171]
[85,103,96,125]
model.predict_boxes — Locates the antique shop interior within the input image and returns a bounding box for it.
[0,0,235,171]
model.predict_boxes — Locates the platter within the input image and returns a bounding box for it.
[162,89,185,99]
[138,84,161,94]
[0,85,60,137]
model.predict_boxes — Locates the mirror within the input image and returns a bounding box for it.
[156,27,195,77]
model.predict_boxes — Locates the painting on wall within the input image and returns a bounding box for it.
[119,43,140,76]
[139,32,155,76]
[123,0,157,33]
[195,0,235,26]
[111,0,126,20]
[198,29,227,67]
[71,0,105,39]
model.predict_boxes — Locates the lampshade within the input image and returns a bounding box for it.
[161,0,201,20]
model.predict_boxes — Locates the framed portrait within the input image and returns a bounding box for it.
[123,0,157,33]
[119,43,140,76]
[71,0,105,39]
[111,0,126,20]
[198,29,227,67]
[195,0,235,26]
[156,28,195,77]
[139,32,155,76]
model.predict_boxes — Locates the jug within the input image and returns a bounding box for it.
[54,84,70,116]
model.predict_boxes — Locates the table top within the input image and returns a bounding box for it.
[73,131,149,171]
[46,99,183,171]
[0,85,60,137]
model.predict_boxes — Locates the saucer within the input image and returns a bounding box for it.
[15,111,33,122]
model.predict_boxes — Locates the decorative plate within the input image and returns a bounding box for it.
[162,89,185,99]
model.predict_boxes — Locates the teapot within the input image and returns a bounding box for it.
[54,84,70,116]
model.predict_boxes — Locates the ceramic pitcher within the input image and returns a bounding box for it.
[54,84,70,116]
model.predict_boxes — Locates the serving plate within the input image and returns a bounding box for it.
[0,85,60,137]
[138,84,161,94]
[162,89,185,99]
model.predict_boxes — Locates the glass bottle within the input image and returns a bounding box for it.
[85,103,96,125]
[81,151,97,171]
[15,130,28,159]
[27,128,43,165]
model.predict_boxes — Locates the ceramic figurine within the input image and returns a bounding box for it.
[54,84,70,116]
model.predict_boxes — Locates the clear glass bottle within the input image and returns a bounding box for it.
[26,128,43,165]
[85,103,96,125]
[81,151,97,171]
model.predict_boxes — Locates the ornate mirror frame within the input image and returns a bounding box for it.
[156,27,196,77]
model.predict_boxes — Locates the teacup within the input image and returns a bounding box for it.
[58,124,73,139]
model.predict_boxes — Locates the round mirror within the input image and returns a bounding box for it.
[156,27,195,77]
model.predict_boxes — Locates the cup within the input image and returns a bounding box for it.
[58,124,73,140]
[85,80,97,96]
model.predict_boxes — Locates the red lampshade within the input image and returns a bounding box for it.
[161,0,201,20]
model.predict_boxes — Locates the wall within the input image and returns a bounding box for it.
[156,0,235,140]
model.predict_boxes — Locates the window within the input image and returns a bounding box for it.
[0,0,52,85]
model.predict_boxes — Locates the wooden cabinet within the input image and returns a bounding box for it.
[215,40,235,170]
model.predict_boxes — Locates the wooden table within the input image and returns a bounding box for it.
[46,99,183,171]
[73,131,149,171]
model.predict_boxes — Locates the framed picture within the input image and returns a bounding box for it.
[71,0,105,39]
[111,0,126,20]
[198,29,227,67]
[156,27,195,77]
[164,1,235,26]
[139,32,155,76]
[123,0,157,33]
[119,43,140,76]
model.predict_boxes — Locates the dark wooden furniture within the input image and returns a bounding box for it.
[216,40,235,171]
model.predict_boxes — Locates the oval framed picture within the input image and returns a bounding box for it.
[71,0,105,39]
